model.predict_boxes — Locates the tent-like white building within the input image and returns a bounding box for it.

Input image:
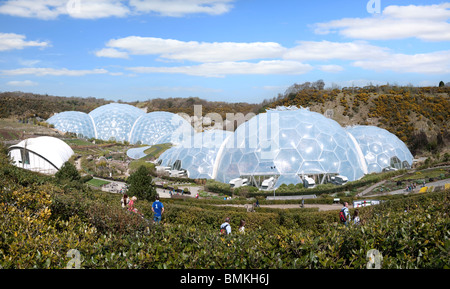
[8,136,74,175]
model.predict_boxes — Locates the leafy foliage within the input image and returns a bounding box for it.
[55,161,81,183]
[0,141,449,269]
[126,165,157,202]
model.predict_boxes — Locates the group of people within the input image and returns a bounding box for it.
[119,194,363,232]
[120,193,165,223]
[340,201,361,226]
[220,217,246,235]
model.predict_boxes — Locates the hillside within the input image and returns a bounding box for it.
[264,84,450,156]
[1,84,449,157]
[0,91,111,120]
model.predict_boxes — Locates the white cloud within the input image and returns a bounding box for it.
[353,50,450,74]
[95,48,129,59]
[0,33,49,51]
[0,0,130,19]
[314,3,450,41]
[67,0,130,19]
[0,0,234,19]
[284,40,390,61]
[97,36,286,62]
[6,80,38,86]
[127,60,313,77]
[129,0,234,17]
[319,65,344,73]
[1,67,109,76]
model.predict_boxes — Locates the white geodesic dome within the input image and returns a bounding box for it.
[8,136,74,175]
[158,130,233,179]
[129,111,194,146]
[47,111,97,139]
[89,103,146,142]
[214,107,367,188]
[46,103,195,146]
[346,125,414,173]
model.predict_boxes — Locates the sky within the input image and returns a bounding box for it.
[0,0,449,104]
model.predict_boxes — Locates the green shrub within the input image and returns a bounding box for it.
[1,148,449,269]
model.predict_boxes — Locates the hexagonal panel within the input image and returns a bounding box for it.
[238,152,258,175]
[274,149,303,174]
[297,138,322,161]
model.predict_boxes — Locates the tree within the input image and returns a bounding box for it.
[126,165,156,202]
[439,81,445,87]
[55,161,81,183]
[312,79,325,90]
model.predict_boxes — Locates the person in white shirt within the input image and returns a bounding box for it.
[220,217,232,235]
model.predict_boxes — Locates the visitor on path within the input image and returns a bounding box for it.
[238,219,245,234]
[339,202,351,226]
[121,193,129,209]
[152,195,165,224]
[220,217,232,235]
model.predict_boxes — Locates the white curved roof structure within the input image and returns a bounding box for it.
[8,136,74,175]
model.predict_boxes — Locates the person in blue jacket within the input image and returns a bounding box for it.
[152,195,165,224]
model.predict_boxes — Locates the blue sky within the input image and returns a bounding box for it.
[0,0,449,103]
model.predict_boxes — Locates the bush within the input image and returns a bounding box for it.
[1,146,449,269]
[55,161,81,183]
[126,165,157,202]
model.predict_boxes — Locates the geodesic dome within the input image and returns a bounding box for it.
[46,103,195,146]
[47,111,96,139]
[346,125,413,173]
[214,107,367,188]
[8,136,74,175]
[89,103,145,142]
[129,111,194,146]
[158,130,233,179]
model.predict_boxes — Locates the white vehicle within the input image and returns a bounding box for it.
[261,177,275,190]
[303,176,316,189]
[382,167,398,172]
[156,166,171,173]
[170,170,187,178]
[330,175,348,185]
[229,178,248,188]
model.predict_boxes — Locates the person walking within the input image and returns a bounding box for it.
[220,217,232,235]
[152,195,165,224]
[339,202,351,226]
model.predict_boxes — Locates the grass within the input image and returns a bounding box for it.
[64,139,94,146]
[87,178,110,187]
[398,167,449,181]
[143,143,172,159]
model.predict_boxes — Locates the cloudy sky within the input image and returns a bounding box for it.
[0,0,449,103]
